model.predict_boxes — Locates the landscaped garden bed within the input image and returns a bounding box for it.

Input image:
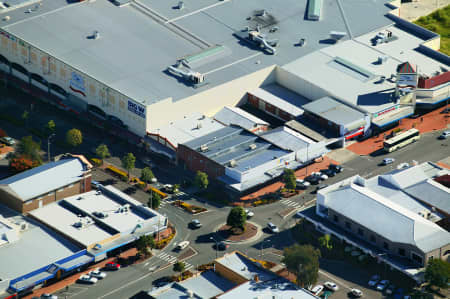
[218,222,258,242]
[172,200,207,214]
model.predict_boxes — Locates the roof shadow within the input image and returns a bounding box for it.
[356,88,395,106]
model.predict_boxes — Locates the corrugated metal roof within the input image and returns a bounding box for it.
[214,106,268,130]
[0,158,86,201]
[404,179,450,214]
[249,87,305,118]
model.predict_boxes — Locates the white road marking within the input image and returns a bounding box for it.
[165,0,231,23]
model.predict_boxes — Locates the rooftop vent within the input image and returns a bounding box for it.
[229,160,237,167]
[3,16,10,21]
[200,144,208,152]
[196,123,203,129]
[117,204,131,213]
[178,1,184,10]
[248,143,257,150]
[20,222,28,231]
[91,30,100,40]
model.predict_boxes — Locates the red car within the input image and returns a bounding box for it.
[105,262,121,270]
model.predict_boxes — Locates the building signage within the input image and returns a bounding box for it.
[397,74,417,87]
[373,105,399,119]
[0,30,16,41]
[128,100,145,118]
[69,72,86,97]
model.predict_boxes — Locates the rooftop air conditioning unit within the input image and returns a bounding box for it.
[200,144,208,152]
[196,123,203,129]
[20,222,28,231]
[229,160,237,167]
[248,144,257,150]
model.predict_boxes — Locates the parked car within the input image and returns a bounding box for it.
[315,184,329,193]
[190,219,202,229]
[0,136,15,146]
[385,284,396,295]
[321,169,336,177]
[376,280,390,291]
[324,281,339,291]
[368,274,380,287]
[304,175,320,185]
[329,163,343,173]
[351,288,363,297]
[267,222,279,233]
[296,182,308,190]
[78,274,98,284]
[214,241,229,250]
[153,276,172,288]
[176,240,190,250]
[89,268,107,279]
[311,285,324,296]
[105,262,121,270]
[438,131,450,139]
[41,294,58,299]
[91,180,102,189]
[245,209,254,218]
[296,179,310,187]
[397,162,409,169]
[381,158,395,165]
[313,172,328,180]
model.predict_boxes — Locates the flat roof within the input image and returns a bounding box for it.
[260,126,314,151]
[1,0,393,104]
[302,96,366,127]
[0,204,80,281]
[183,126,291,173]
[214,106,269,130]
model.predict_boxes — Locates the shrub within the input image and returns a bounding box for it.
[9,156,40,173]
[107,165,128,178]
[91,158,102,166]
[155,233,175,250]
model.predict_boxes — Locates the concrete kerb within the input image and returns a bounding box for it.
[212,221,264,244]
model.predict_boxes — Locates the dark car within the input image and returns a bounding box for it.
[305,175,320,185]
[296,182,308,190]
[321,169,336,177]
[328,164,343,173]
[153,276,172,288]
[214,241,230,251]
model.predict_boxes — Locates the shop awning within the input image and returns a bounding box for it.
[372,106,414,128]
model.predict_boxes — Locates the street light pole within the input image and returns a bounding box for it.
[210,237,218,259]
[47,134,55,162]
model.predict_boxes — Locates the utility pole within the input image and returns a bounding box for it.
[47,133,55,162]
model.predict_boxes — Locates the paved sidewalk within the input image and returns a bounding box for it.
[347,106,449,156]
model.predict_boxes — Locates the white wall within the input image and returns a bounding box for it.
[240,152,296,183]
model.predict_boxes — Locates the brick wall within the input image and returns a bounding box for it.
[418,72,450,89]
[177,144,225,179]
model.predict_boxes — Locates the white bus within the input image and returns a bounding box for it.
[383,128,420,152]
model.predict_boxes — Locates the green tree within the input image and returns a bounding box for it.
[21,110,29,127]
[318,234,333,251]
[425,259,450,288]
[15,135,42,163]
[45,120,56,136]
[282,244,321,287]
[95,144,111,160]
[66,128,83,147]
[121,153,136,180]
[136,234,155,257]
[148,192,161,210]
[226,206,247,229]
[283,168,296,190]
[194,171,208,189]
[140,167,155,183]
[173,261,185,273]
[173,184,180,194]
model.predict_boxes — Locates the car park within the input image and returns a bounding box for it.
[214,241,229,250]
[311,285,324,296]
[381,158,395,165]
[78,274,98,284]
[296,182,308,190]
[267,222,279,233]
[329,164,343,173]
[385,284,396,295]
[190,219,202,229]
[296,179,310,187]
[368,274,380,287]
[176,240,190,250]
[41,294,58,299]
[438,131,450,139]
[105,261,121,270]
[89,268,107,279]
[245,209,254,218]
[376,279,390,291]
[305,175,320,185]
[351,288,363,297]
[313,172,328,180]
[324,281,339,291]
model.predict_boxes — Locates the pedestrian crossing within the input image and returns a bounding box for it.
[280,199,303,209]
[157,252,194,271]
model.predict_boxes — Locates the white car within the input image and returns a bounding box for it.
[438,131,450,139]
[376,279,389,291]
[397,162,409,169]
[79,274,98,284]
[313,172,328,180]
[267,222,279,233]
[351,288,363,297]
[89,268,107,279]
[41,294,58,299]
[368,274,380,287]
[245,209,254,217]
[295,179,310,187]
[176,240,190,250]
[311,285,324,296]
[324,281,339,291]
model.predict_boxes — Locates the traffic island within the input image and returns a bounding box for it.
[172,200,207,214]
[217,222,259,243]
